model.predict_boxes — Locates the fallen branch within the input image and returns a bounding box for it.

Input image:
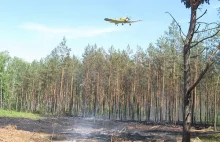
[118,127,126,133]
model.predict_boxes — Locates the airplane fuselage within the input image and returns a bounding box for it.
[104,17,141,26]
[120,17,128,21]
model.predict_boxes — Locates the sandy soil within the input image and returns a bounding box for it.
[0,125,50,142]
[0,117,219,142]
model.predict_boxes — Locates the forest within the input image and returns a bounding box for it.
[0,20,219,124]
[0,0,220,142]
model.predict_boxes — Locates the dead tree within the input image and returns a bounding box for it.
[167,0,220,141]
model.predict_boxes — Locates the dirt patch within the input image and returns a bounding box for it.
[0,117,69,142]
[0,125,51,142]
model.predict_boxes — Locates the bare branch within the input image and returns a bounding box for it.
[190,48,206,58]
[187,45,220,94]
[165,12,186,44]
[196,22,219,26]
[191,29,220,48]
[195,24,201,33]
[196,9,207,21]
[195,26,220,33]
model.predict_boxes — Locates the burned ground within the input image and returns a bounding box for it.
[0,117,219,142]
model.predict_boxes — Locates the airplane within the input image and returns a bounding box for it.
[104,17,142,26]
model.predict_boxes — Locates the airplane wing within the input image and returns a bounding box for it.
[125,20,142,23]
[104,18,123,23]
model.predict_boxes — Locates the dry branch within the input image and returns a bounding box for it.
[187,44,220,95]
[195,26,220,33]
[196,22,219,27]
[190,48,206,58]
[196,9,207,21]
[195,24,201,33]
[165,12,186,44]
[191,29,220,48]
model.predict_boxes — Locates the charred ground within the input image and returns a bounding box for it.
[0,116,219,142]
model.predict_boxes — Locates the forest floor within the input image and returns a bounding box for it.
[0,116,219,142]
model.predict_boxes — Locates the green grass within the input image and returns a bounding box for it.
[0,109,41,120]
[199,134,220,142]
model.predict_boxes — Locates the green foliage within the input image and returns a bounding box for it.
[0,21,219,122]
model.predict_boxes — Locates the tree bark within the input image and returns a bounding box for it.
[192,48,198,124]
[69,75,74,115]
[0,79,2,108]
[182,3,198,142]
[83,70,89,118]
[60,67,65,113]
[214,76,219,131]
[146,60,151,121]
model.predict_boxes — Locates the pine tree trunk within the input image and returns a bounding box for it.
[214,76,219,131]
[69,75,74,115]
[83,70,89,118]
[162,68,165,122]
[199,83,202,124]
[59,67,64,114]
[182,4,198,142]
[146,60,151,121]
[0,79,2,109]
[192,49,198,124]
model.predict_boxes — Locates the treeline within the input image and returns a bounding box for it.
[0,21,219,124]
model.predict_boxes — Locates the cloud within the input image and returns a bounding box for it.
[20,23,122,38]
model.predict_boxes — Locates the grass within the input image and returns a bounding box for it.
[199,134,220,142]
[0,109,41,120]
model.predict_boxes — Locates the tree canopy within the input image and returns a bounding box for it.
[181,0,210,8]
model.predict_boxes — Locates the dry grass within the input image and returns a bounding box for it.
[0,124,67,142]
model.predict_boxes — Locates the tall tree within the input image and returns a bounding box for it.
[0,51,10,109]
[179,0,220,141]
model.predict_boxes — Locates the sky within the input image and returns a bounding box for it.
[0,0,219,62]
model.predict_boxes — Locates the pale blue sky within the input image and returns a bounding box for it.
[0,0,219,62]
